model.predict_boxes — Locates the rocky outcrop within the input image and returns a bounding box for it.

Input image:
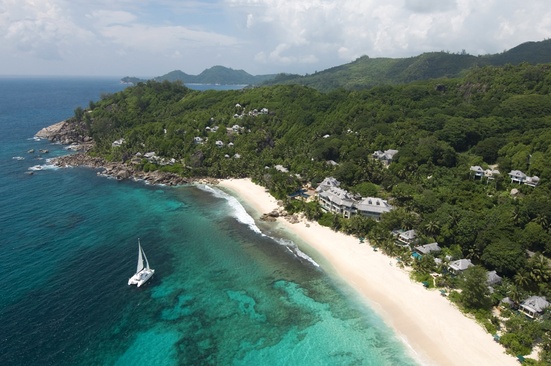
[35,120,93,151]
[37,120,218,187]
[51,153,191,186]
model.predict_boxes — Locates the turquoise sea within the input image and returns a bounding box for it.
[0,78,419,366]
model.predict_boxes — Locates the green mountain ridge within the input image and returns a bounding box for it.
[121,66,277,85]
[121,39,551,91]
[262,39,551,91]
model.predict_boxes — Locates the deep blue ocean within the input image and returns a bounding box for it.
[0,78,419,366]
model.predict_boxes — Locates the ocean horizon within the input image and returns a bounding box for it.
[0,77,419,365]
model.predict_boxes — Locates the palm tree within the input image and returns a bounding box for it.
[527,253,551,284]
[514,271,531,290]
[507,284,523,307]
[533,214,550,232]
[424,220,440,237]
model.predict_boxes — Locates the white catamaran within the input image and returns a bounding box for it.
[128,239,155,287]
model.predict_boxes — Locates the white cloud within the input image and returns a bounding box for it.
[1,0,550,76]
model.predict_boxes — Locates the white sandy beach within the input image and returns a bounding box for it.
[217,178,518,366]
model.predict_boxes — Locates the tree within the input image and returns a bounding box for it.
[481,239,526,276]
[73,106,85,121]
[526,253,551,286]
[459,266,492,310]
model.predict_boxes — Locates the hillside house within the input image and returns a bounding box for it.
[373,149,399,165]
[470,165,484,178]
[508,170,539,186]
[484,168,500,180]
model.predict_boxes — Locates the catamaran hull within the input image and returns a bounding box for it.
[128,269,155,287]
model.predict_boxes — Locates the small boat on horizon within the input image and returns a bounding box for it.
[128,239,155,287]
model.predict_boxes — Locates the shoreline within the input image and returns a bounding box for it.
[217,178,518,366]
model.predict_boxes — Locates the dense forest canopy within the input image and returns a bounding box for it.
[77,63,551,362]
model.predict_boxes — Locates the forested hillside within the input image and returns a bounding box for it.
[263,39,551,91]
[77,63,551,362]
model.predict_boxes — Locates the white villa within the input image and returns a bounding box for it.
[316,177,392,220]
[520,296,550,319]
[316,177,341,193]
[448,258,473,275]
[414,242,441,255]
[470,166,500,180]
[396,229,417,245]
[373,149,399,164]
[509,170,539,187]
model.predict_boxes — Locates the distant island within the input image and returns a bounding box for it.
[121,65,277,86]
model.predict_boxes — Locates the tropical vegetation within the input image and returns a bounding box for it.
[73,61,551,364]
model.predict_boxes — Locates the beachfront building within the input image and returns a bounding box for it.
[355,197,393,220]
[448,258,473,275]
[397,229,417,246]
[414,242,441,256]
[372,149,399,165]
[318,187,356,218]
[520,296,550,319]
[316,177,392,220]
[316,177,341,193]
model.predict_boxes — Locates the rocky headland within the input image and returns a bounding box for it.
[35,121,217,186]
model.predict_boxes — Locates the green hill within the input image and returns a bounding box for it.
[122,66,276,86]
[262,39,551,91]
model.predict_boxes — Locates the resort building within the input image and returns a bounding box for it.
[316,177,341,193]
[318,187,356,218]
[508,170,539,187]
[470,166,500,181]
[448,258,473,275]
[355,197,393,220]
[470,165,484,179]
[414,242,441,255]
[484,168,500,180]
[372,149,399,165]
[486,270,502,286]
[520,296,550,319]
[316,177,392,220]
[396,229,417,245]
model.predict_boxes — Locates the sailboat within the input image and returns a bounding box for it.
[128,239,155,287]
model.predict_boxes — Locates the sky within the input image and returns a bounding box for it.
[1,0,550,77]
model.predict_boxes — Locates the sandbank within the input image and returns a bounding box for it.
[217,178,517,366]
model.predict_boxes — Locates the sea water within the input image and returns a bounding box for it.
[0,77,419,366]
